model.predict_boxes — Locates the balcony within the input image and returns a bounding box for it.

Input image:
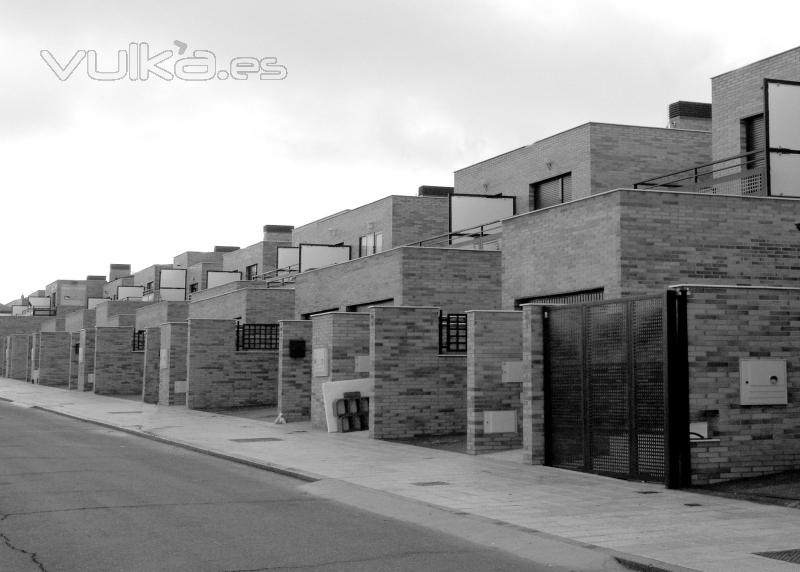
[634,150,765,196]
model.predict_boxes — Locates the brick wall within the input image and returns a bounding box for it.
[712,47,800,161]
[454,123,710,212]
[93,327,144,395]
[370,306,467,439]
[77,328,95,391]
[68,332,80,389]
[277,320,313,422]
[142,326,161,403]
[0,316,50,340]
[188,287,294,324]
[618,191,800,296]
[187,261,222,291]
[39,316,66,332]
[35,331,71,386]
[64,309,95,333]
[466,311,523,454]
[294,247,501,318]
[95,301,152,327]
[185,319,278,409]
[502,189,800,307]
[590,124,710,191]
[293,196,395,252]
[455,124,591,212]
[136,301,189,330]
[685,286,800,485]
[309,313,371,430]
[107,314,136,327]
[520,304,546,465]
[159,322,188,406]
[5,335,30,380]
[502,191,622,306]
[223,239,292,277]
[391,195,451,245]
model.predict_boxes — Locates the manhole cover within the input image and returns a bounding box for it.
[229,437,283,443]
[754,549,800,564]
[412,481,450,487]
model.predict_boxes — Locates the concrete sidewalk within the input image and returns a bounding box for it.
[2,379,800,572]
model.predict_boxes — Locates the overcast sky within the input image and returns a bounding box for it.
[2,0,799,303]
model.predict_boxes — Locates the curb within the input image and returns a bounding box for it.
[30,404,695,572]
[32,406,323,483]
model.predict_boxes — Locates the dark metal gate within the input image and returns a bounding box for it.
[544,292,688,486]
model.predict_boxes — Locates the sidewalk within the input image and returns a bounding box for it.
[2,378,800,572]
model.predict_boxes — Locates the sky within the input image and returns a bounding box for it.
[1,0,800,304]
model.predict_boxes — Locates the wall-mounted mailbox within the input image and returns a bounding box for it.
[312,348,329,377]
[483,410,517,434]
[289,339,306,359]
[354,355,370,374]
[501,361,523,384]
[740,359,788,406]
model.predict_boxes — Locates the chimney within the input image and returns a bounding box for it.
[263,224,294,242]
[109,264,131,282]
[668,101,711,131]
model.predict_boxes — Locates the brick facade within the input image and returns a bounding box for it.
[64,309,95,333]
[521,304,546,465]
[142,326,161,403]
[292,195,450,253]
[455,123,710,212]
[159,322,188,406]
[466,311,523,454]
[77,328,95,391]
[711,47,800,162]
[34,331,71,386]
[4,335,30,380]
[277,320,313,422]
[309,313,371,430]
[93,327,144,395]
[95,301,152,327]
[685,286,800,485]
[189,287,294,323]
[68,332,80,389]
[370,306,467,439]
[502,189,800,307]
[135,301,189,330]
[185,319,278,409]
[295,247,502,318]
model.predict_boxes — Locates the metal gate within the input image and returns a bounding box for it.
[544,292,688,485]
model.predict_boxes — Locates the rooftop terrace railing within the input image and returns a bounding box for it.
[633,150,766,196]
[255,264,300,288]
[405,220,503,250]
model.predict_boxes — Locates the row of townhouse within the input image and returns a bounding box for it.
[3,47,800,488]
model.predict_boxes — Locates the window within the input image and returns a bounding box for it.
[245,264,258,280]
[145,281,154,293]
[358,232,383,257]
[531,172,572,211]
[189,283,199,293]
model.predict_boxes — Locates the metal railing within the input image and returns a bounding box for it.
[254,265,300,288]
[633,150,766,196]
[406,220,503,250]
[132,330,146,352]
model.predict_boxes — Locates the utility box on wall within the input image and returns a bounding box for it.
[483,410,517,434]
[740,359,788,406]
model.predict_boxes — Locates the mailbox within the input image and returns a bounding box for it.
[740,359,788,406]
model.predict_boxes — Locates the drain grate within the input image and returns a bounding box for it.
[636,490,661,495]
[412,481,450,487]
[754,549,800,564]
[229,437,283,443]
[684,503,703,507]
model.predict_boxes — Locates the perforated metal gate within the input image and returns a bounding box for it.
[544,294,680,484]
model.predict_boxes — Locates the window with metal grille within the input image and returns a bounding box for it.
[132,330,146,352]
[236,323,279,351]
[531,172,572,210]
[439,313,467,353]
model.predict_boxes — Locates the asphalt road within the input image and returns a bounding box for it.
[0,402,551,572]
